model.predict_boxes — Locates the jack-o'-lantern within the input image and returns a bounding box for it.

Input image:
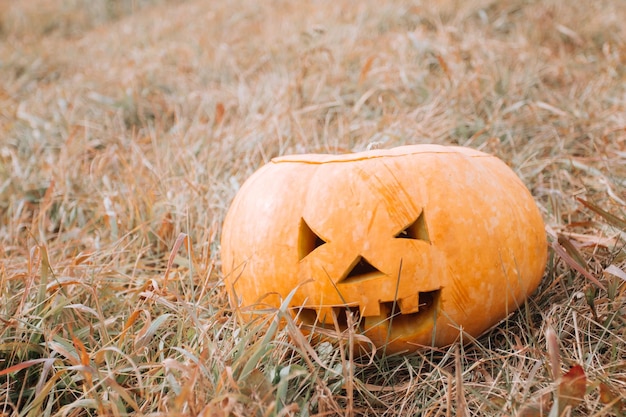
[221,144,547,354]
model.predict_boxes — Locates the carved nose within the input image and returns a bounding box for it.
[340,256,383,284]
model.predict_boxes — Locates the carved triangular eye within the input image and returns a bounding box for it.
[298,218,327,260]
[395,210,430,242]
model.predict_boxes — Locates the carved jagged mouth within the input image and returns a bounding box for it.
[372,289,441,331]
[297,305,362,331]
[295,289,441,332]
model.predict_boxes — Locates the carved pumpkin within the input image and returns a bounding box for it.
[221,144,547,354]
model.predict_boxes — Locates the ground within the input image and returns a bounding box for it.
[0,0,625,416]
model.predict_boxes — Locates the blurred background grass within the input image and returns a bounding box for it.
[1,0,625,415]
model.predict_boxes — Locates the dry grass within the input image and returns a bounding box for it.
[1,0,625,415]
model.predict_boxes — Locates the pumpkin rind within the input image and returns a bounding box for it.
[221,144,547,353]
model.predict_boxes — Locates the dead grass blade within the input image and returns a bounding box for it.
[163,232,190,288]
[577,198,626,230]
[556,234,587,270]
[118,309,143,347]
[545,325,561,381]
[103,374,142,413]
[551,241,607,291]
[358,55,377,85]
[455,345,468,417]
[516,395,552,417]
[20,369,68,416]
[0,358,55,376]
[604,265,626,282]
[134,313,173,351]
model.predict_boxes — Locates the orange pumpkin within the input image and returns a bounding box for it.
[221,144,547,354]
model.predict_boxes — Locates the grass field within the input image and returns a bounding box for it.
[1,0,625,415]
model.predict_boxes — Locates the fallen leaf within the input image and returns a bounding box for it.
[556,365,587,415]
[599,381,625,412]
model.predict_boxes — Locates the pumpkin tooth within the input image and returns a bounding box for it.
[398,295,420,314]
[394,289,441,315]
[359,300,381,317]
